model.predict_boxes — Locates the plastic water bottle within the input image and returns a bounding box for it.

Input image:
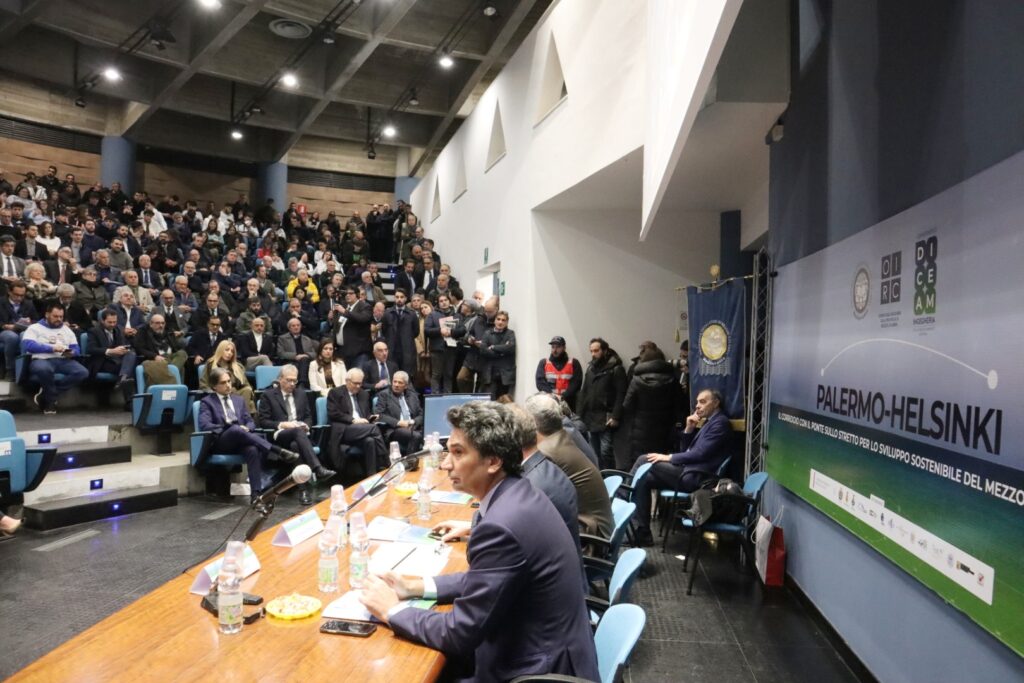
[318,517,341,593]
[218,541,245,634]
[349,511,369,589]
[388,442,404,489]
[417,462,434,521]
[429,432,443,469]
[329,484,348,549]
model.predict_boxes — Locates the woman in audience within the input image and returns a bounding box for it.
[36,221,60,254]
[415,300,433,391]
[23,262,56,302]
[622,346,685,459]
[479,310,516,400]
[198,339,256,413]
[309,339,346,397]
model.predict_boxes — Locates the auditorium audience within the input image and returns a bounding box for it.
[199,340,256,414]
[309,339,345,397]
[376,370,424,455]
[22,300,89,413]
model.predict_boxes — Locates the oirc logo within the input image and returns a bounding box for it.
[852,265,870,319]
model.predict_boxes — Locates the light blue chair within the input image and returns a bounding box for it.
[603,474,624,500]
[679,471,770,595]
[0,410,56,505]
[132,364,190,431]
[601,462,651,503]
[510,603,647,683]
[582,498,636,588]
[190,399,281,495]
[586,548,646,625]
[255,365,283,391]
[659,455,733,551]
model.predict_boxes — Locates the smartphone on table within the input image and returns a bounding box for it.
[320,619,377,637]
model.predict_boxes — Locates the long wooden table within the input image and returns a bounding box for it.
[11,472,474,682]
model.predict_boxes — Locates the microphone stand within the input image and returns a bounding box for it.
[244,498,276,542]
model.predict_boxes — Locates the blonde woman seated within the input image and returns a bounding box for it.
[23,262,56,302]
[309,338,346,397]
[199,339,256,414]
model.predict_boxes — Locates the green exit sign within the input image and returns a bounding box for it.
[484,247,489,264]
[499,281,505,296]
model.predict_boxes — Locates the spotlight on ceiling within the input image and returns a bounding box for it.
[408,88,419,106]
[382,124,396,138]
[230,129,244,140]
[280,72,298,88]
[197,0,221,9]
[102,66,122,82]
[322,31,336,45]
[151,39,166,51]
[367,143,376,160]
[438,53,454,69]
[74,95,86,108]
[250,104,264,114]
[483,5,498,17]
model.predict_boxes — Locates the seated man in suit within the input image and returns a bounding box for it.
[132,313,187,386]
[235,315,274,369]
[44,247,79,286]
[376,370,423,455]
[276,317,317,386]
[326,367,386,478]
[257,364,336,506]
[628,388,732,546]
[527,393,615,540]
[86,308,137,400]
[361,340,398,396]
[359,401,600,682]
[0,281,38,380]
[185,315,229,389]
[198,367,299,503]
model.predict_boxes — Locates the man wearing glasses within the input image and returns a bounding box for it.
[257,365,336,506]
[198,367,300,503]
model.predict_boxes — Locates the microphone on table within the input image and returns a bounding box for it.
[252,464,312,506]
[346,450,430,514]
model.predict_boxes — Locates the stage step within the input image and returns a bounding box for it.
[24,452,204,505]
[20,424,110,448]
[49,443,133,472]
[23,485,178,530]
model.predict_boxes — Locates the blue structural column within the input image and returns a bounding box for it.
[257,161,288,214]
[100,136,136,194]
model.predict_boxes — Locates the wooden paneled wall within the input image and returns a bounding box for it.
[0,138,101,192]
[286,183,394,221]
[135,162,256,211]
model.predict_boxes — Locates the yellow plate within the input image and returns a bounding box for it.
[394,482,418,498]
[265,593,322,620]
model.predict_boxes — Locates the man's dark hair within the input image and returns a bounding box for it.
[640,347,665,363]
[44,301,65,315]
[446,401,522,476]
[100,308,117,321]
[680,340,689,352]
[704,388,725,408]
[589,337,609,353]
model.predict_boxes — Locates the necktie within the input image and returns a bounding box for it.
[380,362,388,380]
[471,510,482,530]
[350,393,361,419]
[399,396,411,421]
[221,395,237,423]
[286,393,296,421]
[210,333,216,347]
[143,270,150,286]
[106,329,113,345]
[58,263,65,284]
[293,335,302,353]
[5,256,13,277]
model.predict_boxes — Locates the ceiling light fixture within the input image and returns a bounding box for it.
[367,143,376,160]
[197,0,222,9]
[483,5,497,17]
[409,88,419,106]
[230,129,244,140]
[438,53,454,69]
[280,72,298,88]
[102,66,122,82]
[382,124,396,138]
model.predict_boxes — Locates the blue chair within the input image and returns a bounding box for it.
[601,462,651,503]
[679,471,770,595]
[131,364,190,432]
[0,410,56,505]
[586,548,646,625]
[79,333,118,384]
[659,456,733,551]
[254,365,283,391]
[14,338,83,387]
[315,395,362,471]
[511,603,647,683]
[603,474,623,500]
[582,498,636,588]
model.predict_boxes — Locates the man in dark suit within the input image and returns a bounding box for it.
[361,340,398,396]
[359,401,600,682]
[185,315,229,389]
[382,290,418,376]
[257,364,336,506]
[0,236,26,290]
[235,316,275,369]
[152,289,189,337]
[276,317,317,385]
[113,289,146,334]
[198,368,299,502]
[376,371,423,455]
[334,286,372,371]
[132,313,187,384]
[394,259,418,299]
[0,281,38,379]
[14,224,50,262]
[628,388,732,546]
[194,291,234,332]
[44,248,79,285]
[85,308,137,398]
[326,367,386,477]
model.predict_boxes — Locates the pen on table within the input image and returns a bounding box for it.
[391,546,417,570]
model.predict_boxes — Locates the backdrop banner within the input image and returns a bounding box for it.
[768,149,1024,656]
[687,278,745,418]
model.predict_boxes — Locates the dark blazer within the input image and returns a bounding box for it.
[326,386,375,430]
[14,239,50,261]
[376,389,423,430]
[235,331,275,362]
[257,385,313,429]
[412,263,440,290]
[152,305,190,335]
[361,358,398,394]
[85,322,131,376]
[132,326,183,361]
[479,327,517,385]
[0,296,39,329]
[43,260,78,285]
[393,270,418,298]
[669,410,732,473]
[194,305,233,331]
[382,306,418,374]
[114,304,146,331]
[186,330,230,361]
[389,476,600,682]
[198,392,256,436]
[335,299,372,359]
[63,301,92,332]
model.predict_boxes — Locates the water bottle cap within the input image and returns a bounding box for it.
[225,540,245,560]
[324,515,343,536]
[349,511,366,526]
[330,484,346,504]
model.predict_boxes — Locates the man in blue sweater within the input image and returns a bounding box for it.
[629,388,732,546]
[22,301,89,413]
